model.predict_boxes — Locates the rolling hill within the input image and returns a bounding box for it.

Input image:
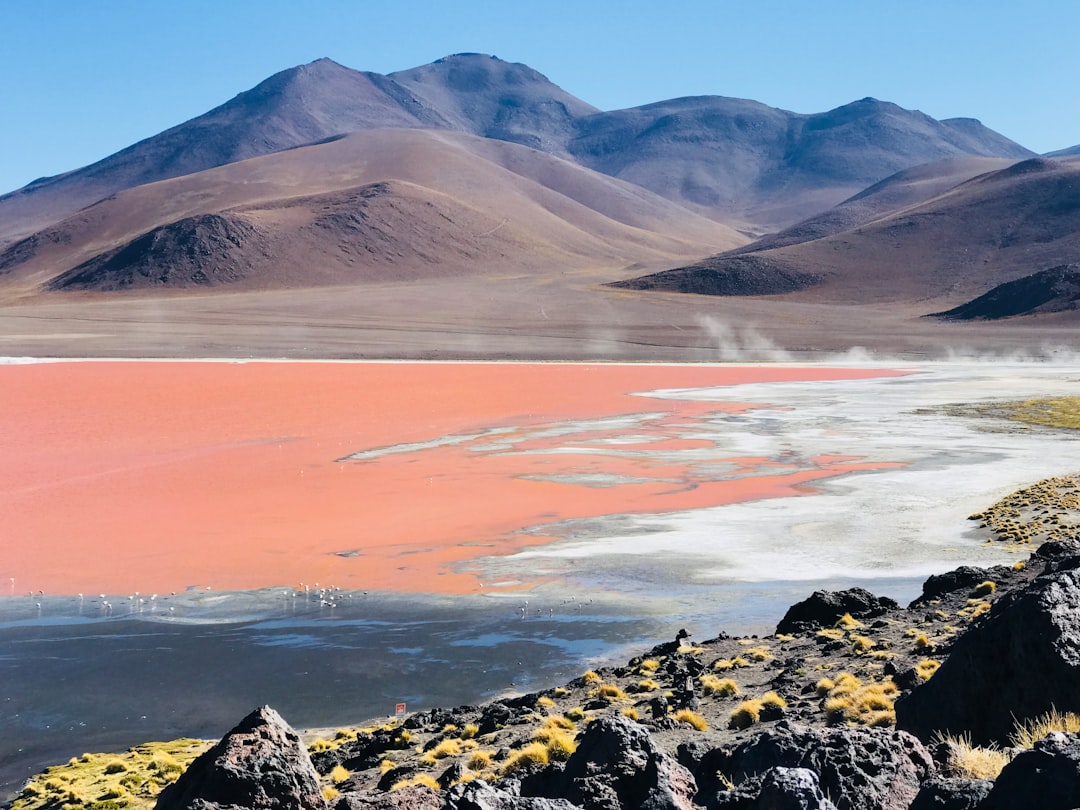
[0,129,744,297]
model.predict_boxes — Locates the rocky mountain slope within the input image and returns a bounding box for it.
[0,54,1033,247]
[617,155,1080,311]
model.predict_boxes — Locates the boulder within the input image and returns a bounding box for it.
[981,732,1080,810]
[906,777,991,810]
[155,705,325,810]
[775,589,898,635]
[521,715,697,810]
[446,779,582,810]
[896,568,1080,745]
[910,567,990,606]
[333,784,442,810]
[714,721,932,810]
[754,767,837,809]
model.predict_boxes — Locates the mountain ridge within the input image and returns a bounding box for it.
[0,53,1034,246]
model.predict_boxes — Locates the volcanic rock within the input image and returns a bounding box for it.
[775,588,899,635]
[906,777,991,810]
[895,567,1080,745]
[981,732,1080,809]
[522,715,697,810]
[154,705,325,810]
[713,721,933,810]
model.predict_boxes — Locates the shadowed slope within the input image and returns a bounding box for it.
[930,264,1080,320]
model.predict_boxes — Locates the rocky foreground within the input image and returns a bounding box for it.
[24,535,1074,810]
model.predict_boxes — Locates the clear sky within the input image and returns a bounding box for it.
[2,0,1077,195]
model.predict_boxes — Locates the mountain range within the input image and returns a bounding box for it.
[0,52,1076,359]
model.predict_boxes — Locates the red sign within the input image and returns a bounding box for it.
[395,702,406,718]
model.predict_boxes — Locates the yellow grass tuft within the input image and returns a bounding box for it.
[816,628,845,641]
[420,738,462,765]
[821,672,897,727]
[632,678,661,693]
[466,750,494,771]
[536,696,556,708]
[712,656,749,670]
[460,723,480,739]
[501,742,551,775]
[582,670,602,684]
[699,674,739,697]
[621,707,640,721]
[1011,708,1080,749]
[745,646,773,662]
[760,691,787,710]
[391,773,440,791]
[851,635,875,654]
[836,612,865,630]
[729,700,762,730]
[329,764,350,783]
[972,580,997,596]
[322,785,341,801]
[638,658,661,673]
[595,684,627,701]
[673,709,708,731]
[933,733,1010,780]
[915,659,941,680]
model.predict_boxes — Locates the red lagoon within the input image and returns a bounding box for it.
[0,362,905,596]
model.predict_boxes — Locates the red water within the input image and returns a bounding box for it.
[0,362,904,596]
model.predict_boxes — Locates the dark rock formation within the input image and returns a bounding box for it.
[911,567,991,605]
[713,721,933,810]
[445,779,581,810]
[334,784,442,810]
[522,715,696,810]
[896,567,1080,745]
[906,777,991,810]
[930,264,1080,320]
[755,767,838,809]
[775,589,899,635]
[981,732,1080,810]
[155,705,325,810]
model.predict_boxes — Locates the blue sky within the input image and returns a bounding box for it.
[1,0,1077,194]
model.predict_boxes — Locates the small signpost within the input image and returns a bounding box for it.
[395,702,407,718]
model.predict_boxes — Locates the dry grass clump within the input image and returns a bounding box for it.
[632,678,661,693]
[821,672,896,727]
[621,707,640,721]
[745,646,773,662]
[836,612,866,630]
[553,686,569,696]
[850,635,875,654]
[420,738,463,765]
[712,656,749,671]
[677,644,706,655]
[466,750,495,771]
[459,723,480,739]
[637,658,661,673]
[972,580,997,596]
[582,670,602,685]
[329,764,350,783]
[564,707,585,722]
[390,773,440,791]
[699,674,739,697]
[933,732,1010,780]
[673,709,708,731]
[915,659,941,680]
[816,628,845,641]
[729,700,762,730]
[594,684,627,702]
[1011,708,1080,749]
[536,696,556,709]
[501,742,550,775]
[322,786,341,801]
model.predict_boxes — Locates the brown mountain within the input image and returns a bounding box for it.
[616,156,1080,312]
[0,56,1033,247]
[0,129,744,298]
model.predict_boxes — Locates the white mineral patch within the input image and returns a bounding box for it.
[495,362,1080,594]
